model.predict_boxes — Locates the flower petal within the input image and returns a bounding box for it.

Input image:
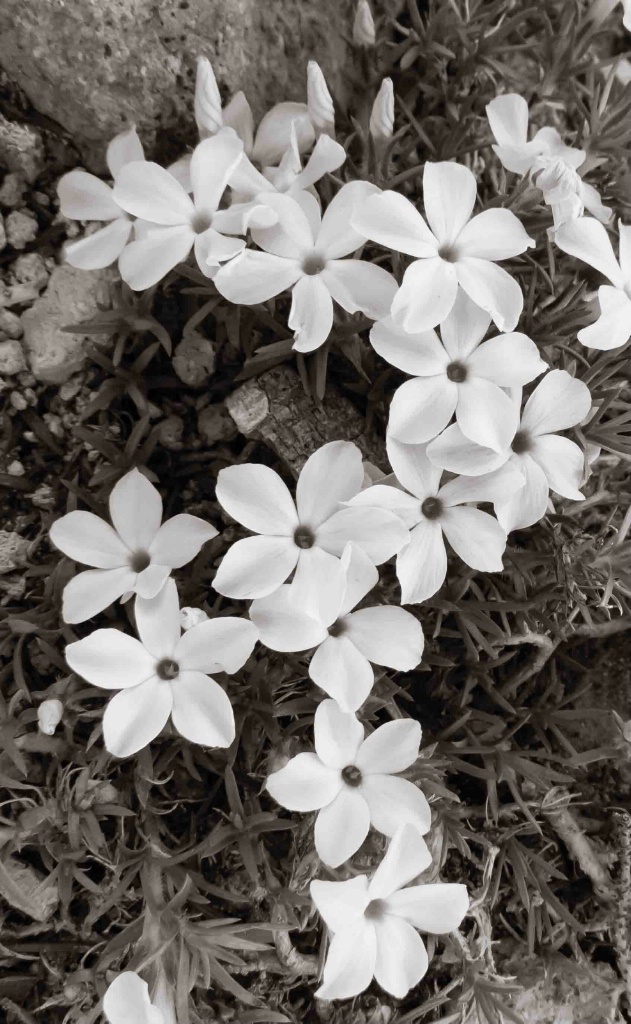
[520,369,591,435]
[170,670,235,747]
[455,377,521,452]
[251,191,316,257]
[109,469,163,552]
[175,616,258,673]
[396,519,447,605]
[391,257,459,333]
[267,752,342,811]
[356,719,422,775]
[370,317,447,376]
[214,249,302,304]
[310,875,369,934]
[439,286,491,359]
[195,228,245,271]
[134,563,171,600]
[50,510,128,567]
[135,577,181,659]
[316,181,381,258]
[249,585,328,651]
[114,161,194,224]
[314,698,365,769]
[423,161,477,245]
[314,787,371,867]
[149,514,218,568]
[368,824,432,899]
[296,440,365,529]
[61,567,137,624]
[456,257,524,332]
[289,275,334,353]
[486,94,529,147]
[555,217,624,287]
[252,102,315,166]
[190,132,244,213]
[388,375,458,444]
[345,484,421,529]
[427,423,510,476]
[118,225,193,290]
[351,190,439,258]
[441,506,506,571]
[384,883,469,934]
[347,606,423,674]
[339,542,379,615]
[103,972,158,1024]
[215,463,298,535]
[293,135,346,190]
[577,285,631,350]
[65,629,156,688]
[58,170,121,221]
[103,677,173,757]
[212,535,298,600]
[292,547,347,626]
[64,218,133,270]
[315,919,377,1000]
[309,635,375,712]
[530,434,585,500]
[495,453,550,532]
[362,775,431,838]
[106,127,145,178]
[467,332,547,385]
[456,208,534,260]
[317,506,409,564]
[323,259,398,320]
[222,91,255,153]
[438,464,523,507]
[386,435,443,500]
[373,916,429,999]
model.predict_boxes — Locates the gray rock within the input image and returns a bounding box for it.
[0,530,30,573]
[0,172,26,209]
[11,252,49,290]
[20,264,116,383]
[0,309,22,339]
[0,338,27,374]
[172,331,216,387]
[0,113,45,183]
[0,213,5,253]
[5,209,37,249]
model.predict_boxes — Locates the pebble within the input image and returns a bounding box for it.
[30,484,56,510]
[12,252,49,289]
[155,414,184,450]
[7,460,25,476]
[197,403,237,445]
[172,331,216,387]
[9,391,28,410]
[5,209,38,249]
[0,115,45,184]
[0,308,23,338]
[0,529,30,573]
[0,172,26,209]
[0,338,27,375]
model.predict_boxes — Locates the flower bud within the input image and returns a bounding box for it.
[38,699,63,736]
[195,57,223,139]
[307,61,335,137]
[369,78,394,142]
[353,0,376,47]
[180,606,209,631]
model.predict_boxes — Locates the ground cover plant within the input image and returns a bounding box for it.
[2,0,631,1021]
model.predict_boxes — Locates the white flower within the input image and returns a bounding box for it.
[49,468,217,624]
[351,161,534,332]
[37,699,63,736]
[57,127,144,270]
[250,543,424,711]
[103,971,175,1024]
[353,0,376,46]
[486,94,610,229]
[113,133,248,290]
[373,289,547,451]
[180,606,209,630]
[554,217,631,350]
[348,436,520,605]
[214,184,398,352]
[426,370,593,533]
[370,79,394,143]
[65,579,256,757]
[310,823,469,1000]
[212,440,409,601]
[267,700,430,867]
[307,61,335,137]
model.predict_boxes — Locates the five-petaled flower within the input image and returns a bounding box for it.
[50,468,218,624]
[267,699,430,867]
[250,542,424,711]
[212,440,409,600]
[351,160,535,332]
[310,823,469,1000]
[65,579,257,757]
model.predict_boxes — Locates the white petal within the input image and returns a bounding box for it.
[103,972,158,1024]
[486,94,529,147]
[212,535,298,600]
[314,698,364,769]
[356,719,422,775]
[65,629,155,688]
[351,190,439,258]
[297,440,364,529]
[267,752,342,811]
[64,219,133,270]
[441,506,506,571]
[194,57,223,137]
[618,220,631,282]
[135,577,181,659]
[530,434,585,500]
[289,275,334,353]
[456,257,524,332]
[373,916,429,999]
[362,775,431,838]
[190,133,244,213]
[315,788,371,867]
[391,258,459,332]
[346,606,424,671]
[309,635,375,712]
[427,423,510,476]
[222,91,255,153]
[438,465,522,507]
[251,191,316,257]
[114,161,194,224]
[439,287,491,360]
[370,317,447,376]
[455,377,520,452]
[175,616,258,674]
[212,199,277,234]
[456,208,534,260]
[215,463,298,534]
[368,824,432,899]
[250,585,327,651]
[554,217,623,287]
[388,376,457,444]
[492,141,541,176]
[316,181,381,258]
[310,876,369,934]
[214,249,301,304]
[396,519,447,605]
[323,259,398,320]
[195,229,245,272]
[167,154,192,192]
[316,506,409,564]
[293,135,346,190]
[61,567,136,624]
[520,369,591,435]
[345,484,421,530]
[315,920,377,1000]
[339,542,379,616]
[50,510,128,567]
[227,153,274,198]
[106,127,145,178]
[252,102,315,166]
[149,514,218,568]
[495,453,549,532]
[170,670,235,747]
[133,563,171,600]
[118,226,193,290]
[103,677,172,756]
[577,285,631,350]
[466,332,547,385]
[384,883,469,934]
[292,547,347,626]
[58,170,121,221]
[386,435,443,500]
[423,161,477,245]
[109,468,162,552]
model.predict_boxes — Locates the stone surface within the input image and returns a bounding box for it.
[0,339,26,374]
[0,530,30,573]
[20,264,116,384]
[172,331,216,387]
[5,209,37,249]
[0,113,45,183]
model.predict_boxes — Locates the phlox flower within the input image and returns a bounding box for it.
[65,579,257,757]
[351,161,534,332]
[267,700,430,867]
[554,217,631,350]
[212,440,409,600]
[250,542,424,711]
[486,94,610,230]
[353,0,376,46]
[113,132,251,290]
[370,79,395,144]
[372,289,547,451]
[307,61,336,138]
[50,468,218,624]
[103,971,175,1024]
[214,184,398,352]
[426,369,593,533]
[348,436,521,605]
[57,127,145,270]
[310,823,469,1000]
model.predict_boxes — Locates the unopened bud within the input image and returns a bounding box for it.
[353,0,376,47]
[307,61,335,137]
[180,606,209,631]
[38,699,63,736]
[195,57,223,139]
[370,78,394,142]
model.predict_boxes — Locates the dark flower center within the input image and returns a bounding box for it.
[511,430,532,454]
[365,898,387,919]
[192,211,212,234]
[438,244,458,263]
[421,496,443,520]
[342,765,363,787]
[302,254,327,276]
[446,361,468,383]
[130,549,151,573]
[294,526,315,549]
[156,658,179,680]
[328,618,347,638]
